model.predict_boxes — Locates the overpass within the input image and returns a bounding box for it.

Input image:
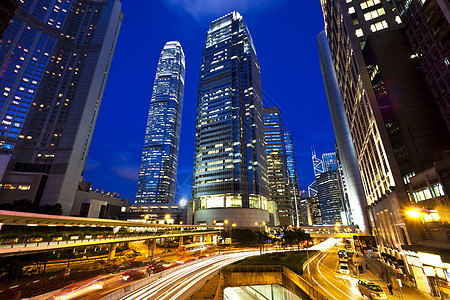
[0,210,221,257]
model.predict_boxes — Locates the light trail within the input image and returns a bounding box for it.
[304,238,363,300]
[120,251,260,300]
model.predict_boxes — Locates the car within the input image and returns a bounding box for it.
[339,263,350,274]
[358,280,387,299]
[121,269,147,281]
[338,249,347,259]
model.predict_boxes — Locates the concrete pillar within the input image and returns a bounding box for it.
[206,235,212,243]
[179,236,184,247]
[192,235,197,243]
[108,243,118,260]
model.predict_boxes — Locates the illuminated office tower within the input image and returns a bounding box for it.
[135,41,185,205]
[316,169,345,225]
[0,0,123,214]
[320,0,450,288]
[284,131,301,226]
[193,12,270,229]
[264,107,293,226]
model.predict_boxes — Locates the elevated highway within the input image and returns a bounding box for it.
[0,210,221,257]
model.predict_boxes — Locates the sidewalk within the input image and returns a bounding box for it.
[356,256,438,300]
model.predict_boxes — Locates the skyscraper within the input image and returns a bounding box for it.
[135,41,185,205]
[284,131,301,226]
[264,107,293,226]
[316,169,345,225]
[390,0,449,130]
[320,0,450,293]
[193,12,270,228]
[0,0,123,214]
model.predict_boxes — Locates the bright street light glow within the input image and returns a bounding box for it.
[406,209,421,218]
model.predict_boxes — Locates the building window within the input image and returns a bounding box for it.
[355,28,364,37]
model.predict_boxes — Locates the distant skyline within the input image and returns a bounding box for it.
[83,0,335,202]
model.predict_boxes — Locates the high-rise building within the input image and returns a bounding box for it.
[264,107,293,226]
[309,196,322,225]
[192,12,270,229]
[391,0,450,129]
[0,0,123,214]
[284,131,301,226]
[320,0,450,294]
[322,152,337,171]
[135,41,185,205]
[316,169,345,225]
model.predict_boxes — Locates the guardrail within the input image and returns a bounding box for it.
[100,257,208,300]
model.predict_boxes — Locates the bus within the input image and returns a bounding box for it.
[177,243,209,257]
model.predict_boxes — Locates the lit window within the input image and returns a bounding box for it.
[348,6,355,14]
[355,28,364,37]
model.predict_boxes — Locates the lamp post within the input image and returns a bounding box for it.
[230,223,236,252]
[255,221,266,254]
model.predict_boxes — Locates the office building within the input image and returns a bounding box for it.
[320,0,450,294]
[316,169,345,225]
[135,41,185,205]
[263,107,293,226]
[391,0,450,130]
[309,196,322,225]
[284,131,301,226]
[0,0,123,214]
[192,12,270,229]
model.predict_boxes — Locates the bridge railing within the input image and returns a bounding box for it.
[0,230,219,249]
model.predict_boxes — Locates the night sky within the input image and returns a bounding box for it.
[83,0,336,203]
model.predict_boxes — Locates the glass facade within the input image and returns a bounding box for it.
[284,131,301,226]
[264,107,293,226]
[135,41,185,205]
[316,169,345,225]
[193,12,269,220]
[0,0,123,213]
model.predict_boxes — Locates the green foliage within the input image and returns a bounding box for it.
[277,226,311,250]
[231,250,317,275]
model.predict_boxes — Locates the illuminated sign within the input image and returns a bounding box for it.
[418,252,444,268]
[423,266,435,277]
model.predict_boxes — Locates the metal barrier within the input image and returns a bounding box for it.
[100,257,208,300]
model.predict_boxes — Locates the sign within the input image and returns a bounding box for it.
[225,238,231,244]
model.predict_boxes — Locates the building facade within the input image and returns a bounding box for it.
[192,12,270,229]
[264,107,293,226]
[0,0,123,214]
[316,169,345,225]
[391,0,450,130]
[284,131,301,226]
[135,41,185,205]
[320,0,450,294]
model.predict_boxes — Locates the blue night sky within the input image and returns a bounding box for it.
[83,0,336,203]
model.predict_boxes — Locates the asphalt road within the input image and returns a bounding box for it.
[119,251,261,300]
[304,239,365,300]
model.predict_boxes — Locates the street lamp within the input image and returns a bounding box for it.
[406,209,421,218]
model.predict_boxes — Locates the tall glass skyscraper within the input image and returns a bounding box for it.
[0,0,123,214]
[264,107,293,226]
[193,12,270,228]
[135,41,185,205]
[284,131,301,226]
